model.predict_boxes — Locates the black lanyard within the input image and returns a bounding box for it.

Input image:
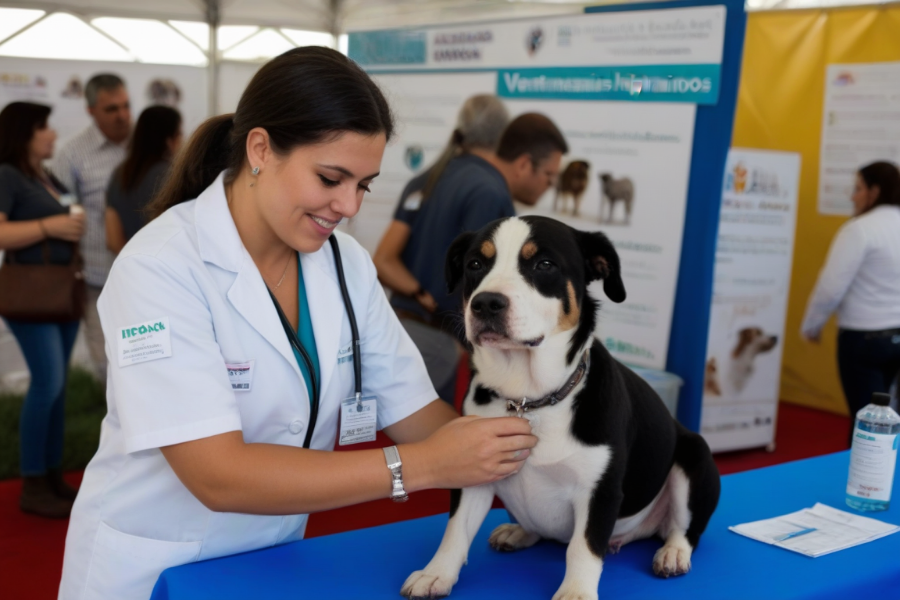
[267,234,360,449]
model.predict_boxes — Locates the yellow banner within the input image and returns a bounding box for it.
[733,6,900,414]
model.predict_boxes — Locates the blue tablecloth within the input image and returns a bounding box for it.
[151,451,900,600]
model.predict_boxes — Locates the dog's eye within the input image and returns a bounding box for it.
[535,260,555,271]
[467,259,483,271]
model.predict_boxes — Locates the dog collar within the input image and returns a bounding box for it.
[506,350,591,418]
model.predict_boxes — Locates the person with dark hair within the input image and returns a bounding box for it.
[52,72,131,385]
[380,111,566,335]
[58,47,535,600]
[802,161,900,444]
[105,105,182,253]
[374,95,509,403]
[0,101,85,518]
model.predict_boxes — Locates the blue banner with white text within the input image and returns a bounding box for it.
[497,64,721,104]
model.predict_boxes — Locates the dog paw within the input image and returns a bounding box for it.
[488,523,540,552]
[551,583,599,600]
[400,570,456,599]
[652,544,692,578]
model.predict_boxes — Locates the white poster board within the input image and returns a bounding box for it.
[818,62,900,216]
[0,57,208,148]
[701,148,801,453]
[514,100,695,369]
[348,5,725,369]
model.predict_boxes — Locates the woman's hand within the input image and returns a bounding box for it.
[402,415,537,490]
[42,213,85,242]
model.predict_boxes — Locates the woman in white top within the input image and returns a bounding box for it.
[801,161,900,443]
[58,47,536,600]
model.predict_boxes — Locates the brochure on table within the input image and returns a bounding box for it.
[730,503,899,558]
[348,5,726,370]
[701,148,800,452]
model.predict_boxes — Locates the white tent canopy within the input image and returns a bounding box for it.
[0,1,591,33]
[1,0,891,67]
[0,0,890,36]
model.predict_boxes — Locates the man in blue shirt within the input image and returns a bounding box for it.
[374,112,567,404]
[382,113,567,329]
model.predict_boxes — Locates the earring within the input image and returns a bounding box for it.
[251,166,260,175]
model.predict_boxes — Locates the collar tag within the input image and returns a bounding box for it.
[507,397,529,418]
[504,350,590,417]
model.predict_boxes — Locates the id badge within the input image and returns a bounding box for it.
[226,361,254,391]
[339,395,377,445]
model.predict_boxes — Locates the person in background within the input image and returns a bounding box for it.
[106,105,182,254]
[374,112,567,402]
[374,95,510,403]
[801,161,900,444]
[52,73,131,384]
[0,102,86,518]
[57,47,536,599]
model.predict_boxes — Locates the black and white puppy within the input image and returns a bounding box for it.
[401,216,720,600]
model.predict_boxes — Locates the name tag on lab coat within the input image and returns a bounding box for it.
[339,396,377,445]
[117,317,172,367]
[226,361,254,391]
[337,343,354,364]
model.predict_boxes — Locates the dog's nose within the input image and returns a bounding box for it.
[470,292,509,317]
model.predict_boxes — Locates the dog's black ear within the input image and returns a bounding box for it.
[445,232,475,293]
[576,230,626,303]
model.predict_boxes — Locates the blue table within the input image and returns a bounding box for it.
[151,451,900,600]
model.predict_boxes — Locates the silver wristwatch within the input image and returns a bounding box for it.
[383,445,408,502]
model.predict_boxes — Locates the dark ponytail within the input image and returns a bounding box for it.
[149,114,233,217]
[149,46,394,219]
[120,105,182,191]
[858,161,900,211]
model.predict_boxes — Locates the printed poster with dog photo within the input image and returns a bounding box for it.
[348,5,724,369]
[514,99,697,370]
[359,86,697,370]
[701,149,801,453]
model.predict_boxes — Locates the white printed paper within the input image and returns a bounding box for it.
[730,503,900,557]
[339,395,377,445]
[818,62,900,215]
[117,317,172,367]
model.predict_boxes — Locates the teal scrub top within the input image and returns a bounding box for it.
[290,255,320,405]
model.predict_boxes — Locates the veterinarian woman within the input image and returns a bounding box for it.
[58,47,536,600]
[801,161,900,444]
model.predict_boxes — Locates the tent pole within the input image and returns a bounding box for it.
[328,0,344,47]
[206,0,220,116]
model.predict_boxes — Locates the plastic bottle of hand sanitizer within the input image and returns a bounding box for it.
[846,393,900,512]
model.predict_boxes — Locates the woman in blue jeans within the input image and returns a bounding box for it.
[802,161,900,445]
[0,101,86,517]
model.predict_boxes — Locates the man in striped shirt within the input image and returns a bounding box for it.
[53,74,131,385]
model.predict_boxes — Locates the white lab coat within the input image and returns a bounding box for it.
[58,172,438,600]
